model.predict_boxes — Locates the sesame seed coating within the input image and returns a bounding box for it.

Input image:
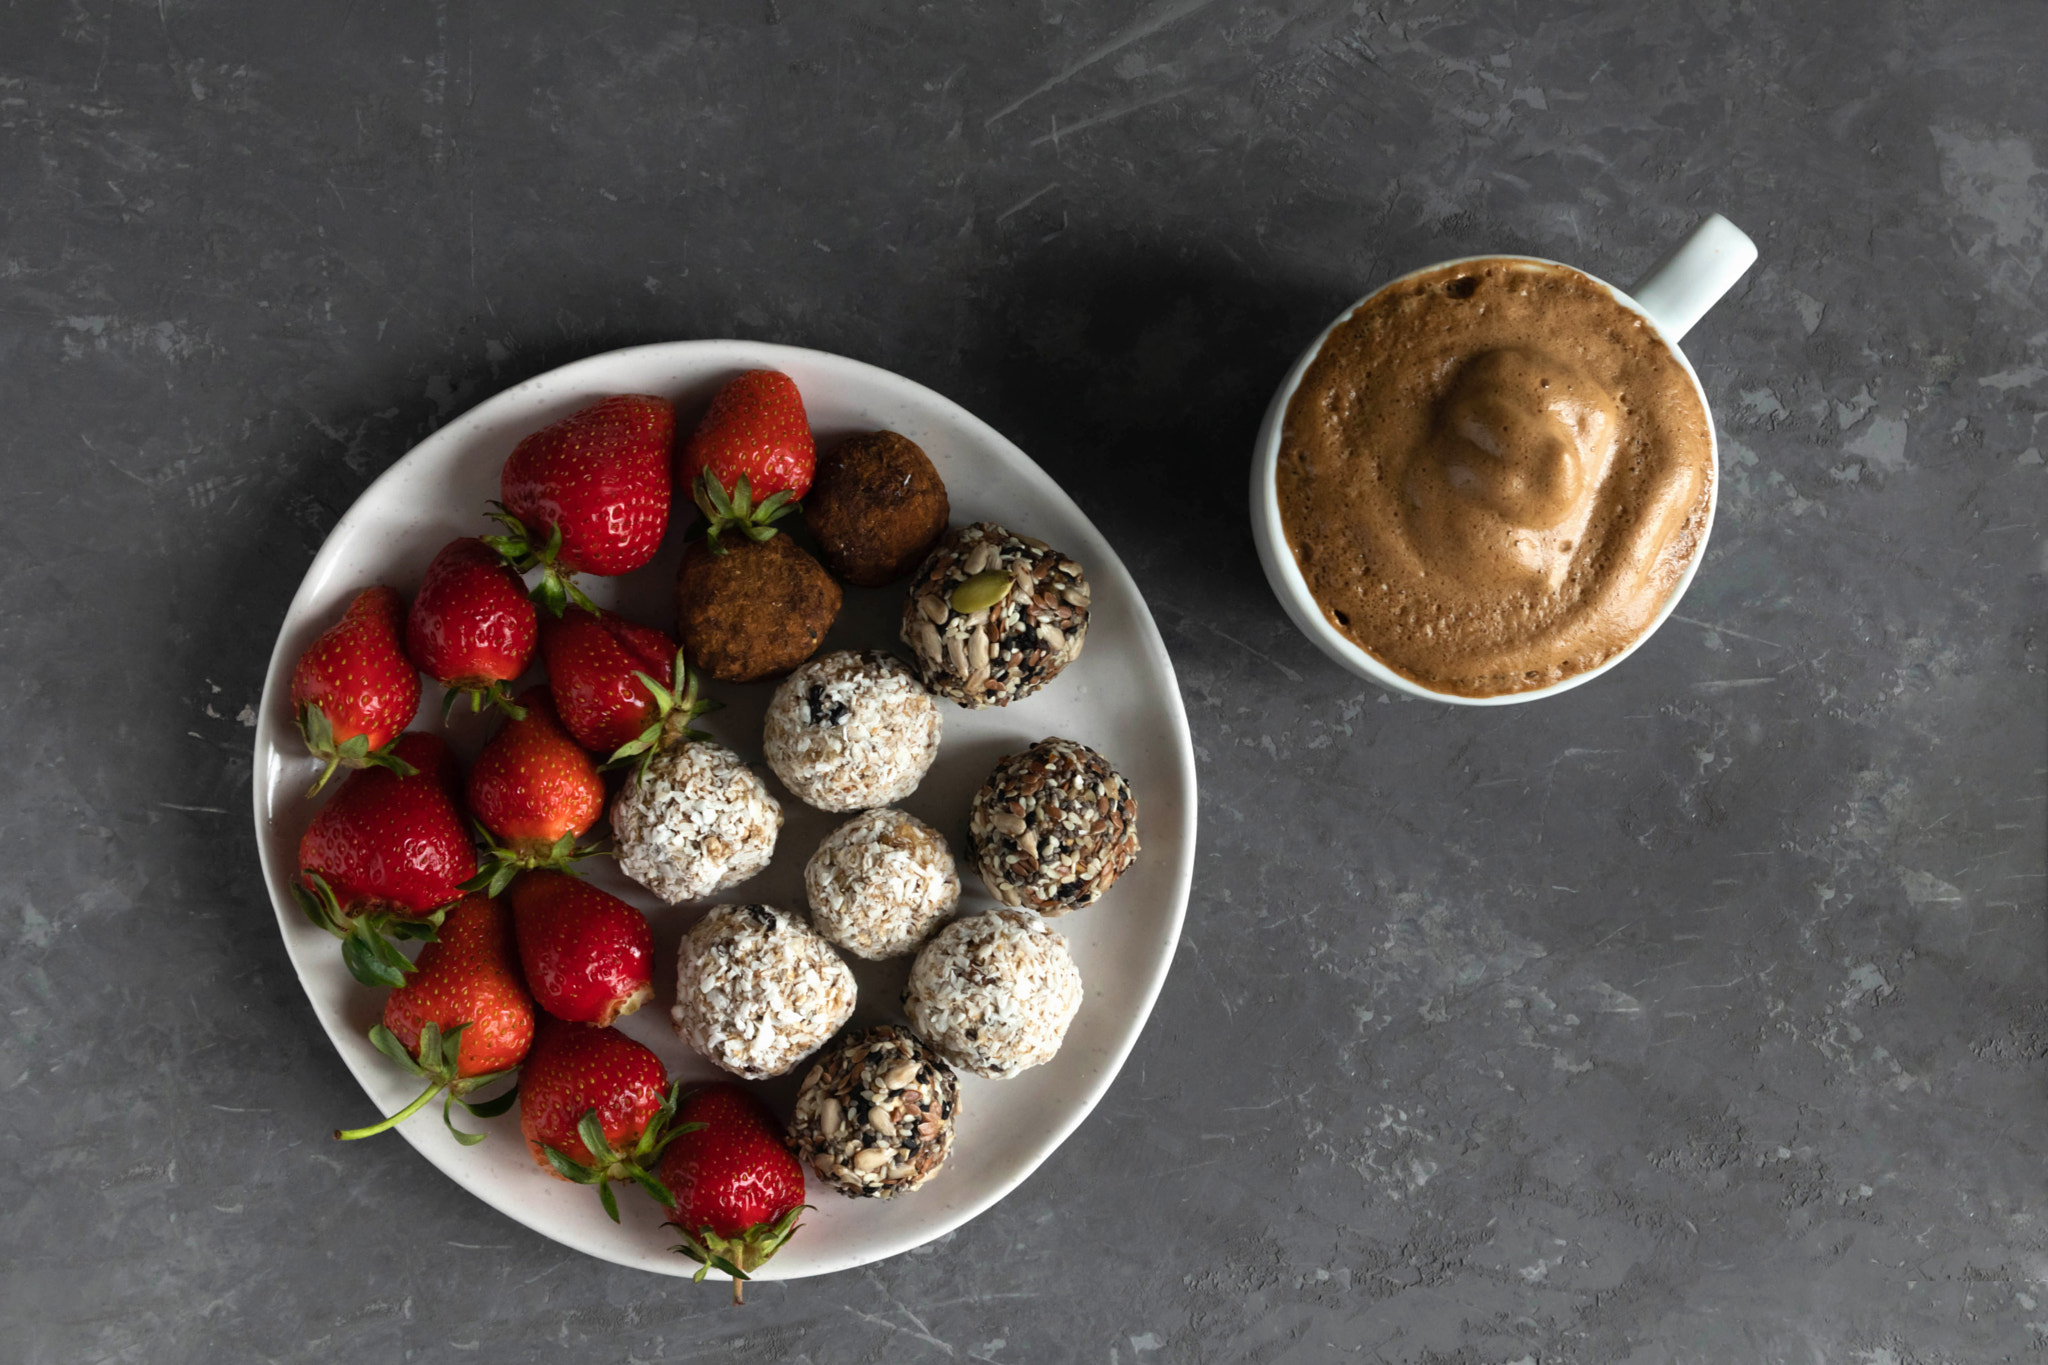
[788,1024,957,1198]
[967,737,1139,915]
[899,522,1090,708]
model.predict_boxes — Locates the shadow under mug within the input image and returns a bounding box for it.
[1247,213,1759,706]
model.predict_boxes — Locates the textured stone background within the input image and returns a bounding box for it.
[3,1,2045,1361]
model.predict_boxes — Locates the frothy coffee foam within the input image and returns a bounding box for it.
[1277,259,1713,697]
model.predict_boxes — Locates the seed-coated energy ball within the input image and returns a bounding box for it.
[904,909,1083,1078]
[899,522,1090,708]
[612,741,782,904]
[968,737,1139,915]
[671,903,855,1079]
[763,651,942,812]
[805,807,960,960]
[787,1024,957,1198]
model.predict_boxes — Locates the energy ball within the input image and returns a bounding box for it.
[763,651,942,812]
[805,807,960,960]
[900,522,1090,708]
[968,737,1139,915]
[672,903,856,1079]
[905,910,1083,1079]
[612,742,782,904]
[804,431,950,587]
[676,534,841,683]
[788,1024,957,1199]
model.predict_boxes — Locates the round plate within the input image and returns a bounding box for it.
[252,342,1197,1280]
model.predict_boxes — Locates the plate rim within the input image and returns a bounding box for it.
[251,339,1199,1279]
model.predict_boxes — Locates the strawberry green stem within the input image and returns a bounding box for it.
[539,1083,701,1222]
[605,650,721,779]
[482,504,600,618]
[691,471,796,555]
[459,826,609,899]
[337,1023,516,1144]
[334,1079,444,1140]
[297,702,418,798]
[440,680,528,725]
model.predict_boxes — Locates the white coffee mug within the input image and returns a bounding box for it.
[1248,214,1758,705]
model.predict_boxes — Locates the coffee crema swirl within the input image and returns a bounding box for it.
[1276,259,1714,697]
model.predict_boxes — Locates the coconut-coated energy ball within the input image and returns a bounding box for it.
[670,903,855,1079]
[763,651,941,812]
[612,741,782,904]
[904,909,1083,1079]
[805,807,960,960]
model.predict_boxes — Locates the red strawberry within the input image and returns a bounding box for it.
[660,1085,809,1303]
[334,894,534,1145]
[407,537,539,720]
[294,732,476,988]
[488,394,675,616]
[463,687,606,894]
[680,371,815,503]
[539,608,699,760]
[678,371,813,551]
[507,869,654,1026]
[290,586,423,795]
[518,1014,694,1221]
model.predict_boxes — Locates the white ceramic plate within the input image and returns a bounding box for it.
[252,342,1197,1281]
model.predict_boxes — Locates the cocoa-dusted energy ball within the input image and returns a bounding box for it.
[788,1024,957,1198]
[676,534,841,683]
[672,903,855,1079]
[804,431,950,587]
[763,651,942,812]
[899,522,1090,708]
[805,807,960,960]
[612,741,782,904]
[968,737,1139,915]
[905,909,1083,1078]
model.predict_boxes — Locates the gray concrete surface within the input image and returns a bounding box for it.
[4,1,2045,1361]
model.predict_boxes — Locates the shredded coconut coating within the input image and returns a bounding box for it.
[788,1024,957,1198]
[899,522,1090,708]
[671,903,855,1079]
[969,737,1140,915]
[611,742,783,905]
[763,651,942,812]
[905,909,1083,1078]
[804,807,960,960]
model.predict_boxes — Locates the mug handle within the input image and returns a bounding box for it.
[1628,214,1758,343]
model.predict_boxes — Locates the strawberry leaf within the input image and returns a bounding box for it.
[457,1081,519,1119]
[598,1182,621,1224]
[481,503,536,567]
[630,1169,677,1210]
[541,1143,599,1183]
[387,907,446,942]
[369,1023,426,1075]
[342,927,409,989]
[440,1090,489,1146]
[435,1021,472,1075]
[363,743,419,779]
[293,874,347,936]
[576,1110,619,1167]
